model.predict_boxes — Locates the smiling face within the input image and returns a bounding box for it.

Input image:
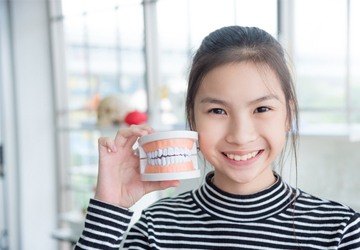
[194,62,289,195]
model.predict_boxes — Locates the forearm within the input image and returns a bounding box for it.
[74,199,134,249]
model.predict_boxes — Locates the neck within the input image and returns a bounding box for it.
[212,168,276,195]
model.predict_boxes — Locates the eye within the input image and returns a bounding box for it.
[208,108,227,115]
[254,106,271,113]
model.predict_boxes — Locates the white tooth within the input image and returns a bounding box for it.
[181,156,186,163]
[234,155,241,161]
[146,153,151,158]
[170,156,175,164]
[168,147,174,156]
[158,149,163,157]
[240,155,248,161]
[151,159,155,165]
[156,158,161,165]
[175,147,180,155]
[175,156,180,163]
[152,151,156,158]
[153,151,157,158]
[227,154,234,160]
[163,148,168,156]
[162,157,166,166]
[165,157,171,165]
[186,148,191,155]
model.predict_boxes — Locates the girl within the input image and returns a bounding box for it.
[75,26,360,249]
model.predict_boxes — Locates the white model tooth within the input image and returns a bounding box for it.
[168,147,174,156]
[170,156,175,164]
[163,148,168,156]
[158,149,163,157]
[180,156,185,163]
[166,157,171,165]
[173,147,179,155]
[161,157,166,166]
[156,158,161,165]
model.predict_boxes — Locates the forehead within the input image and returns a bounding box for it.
[197,62,284,101]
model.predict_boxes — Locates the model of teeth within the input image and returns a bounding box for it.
[138,131,200,181]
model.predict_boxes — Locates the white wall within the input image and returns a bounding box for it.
[1,0,57,249]
[296,136,360,212]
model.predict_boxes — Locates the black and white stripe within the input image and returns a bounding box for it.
[75,172,360,249]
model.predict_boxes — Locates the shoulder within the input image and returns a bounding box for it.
[295,189,357,218]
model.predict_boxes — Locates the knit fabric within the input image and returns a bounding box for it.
[75,172,360,249]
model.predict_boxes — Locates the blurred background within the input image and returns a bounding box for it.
[0,0,359,249]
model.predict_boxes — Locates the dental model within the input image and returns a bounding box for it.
[138,131,200,181]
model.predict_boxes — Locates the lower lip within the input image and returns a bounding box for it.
[222,150,264,168]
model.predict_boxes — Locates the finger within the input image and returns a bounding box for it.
[115,125,154,148]
[98,137,117,153]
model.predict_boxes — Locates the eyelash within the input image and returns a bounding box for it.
[207,106,272,115]
[254,106,272,113]
[208,108,226,115]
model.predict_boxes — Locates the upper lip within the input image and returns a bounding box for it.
[222,149,263,156]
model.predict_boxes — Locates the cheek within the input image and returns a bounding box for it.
[194,113,223,152]
[261,114,288,150]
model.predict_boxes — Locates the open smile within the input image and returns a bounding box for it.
[221,150,264,165]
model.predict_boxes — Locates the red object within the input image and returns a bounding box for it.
[124,110,148,125]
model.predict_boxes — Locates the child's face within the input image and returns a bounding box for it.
[194,62,288,194]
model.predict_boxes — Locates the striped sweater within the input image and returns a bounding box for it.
[75,172,360,249]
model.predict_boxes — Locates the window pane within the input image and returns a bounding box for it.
[157,0,277,127]
[235,0,277,37]
[294,0,347,113]
[350,0,360,110]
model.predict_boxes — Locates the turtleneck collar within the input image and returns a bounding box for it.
[191,171,300,222]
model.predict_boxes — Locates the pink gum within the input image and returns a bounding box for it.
[142,138,195,152]
[145,162,195,173]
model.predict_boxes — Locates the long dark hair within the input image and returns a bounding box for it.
[185,26,299,176]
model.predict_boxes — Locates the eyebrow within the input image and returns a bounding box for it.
[200,94,280,106]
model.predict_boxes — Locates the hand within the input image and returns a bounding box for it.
[94,124,180,208]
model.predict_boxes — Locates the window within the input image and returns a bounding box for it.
[294,0,360,136]
[156,0,277,128]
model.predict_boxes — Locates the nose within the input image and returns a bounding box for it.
[225,115,258,145]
